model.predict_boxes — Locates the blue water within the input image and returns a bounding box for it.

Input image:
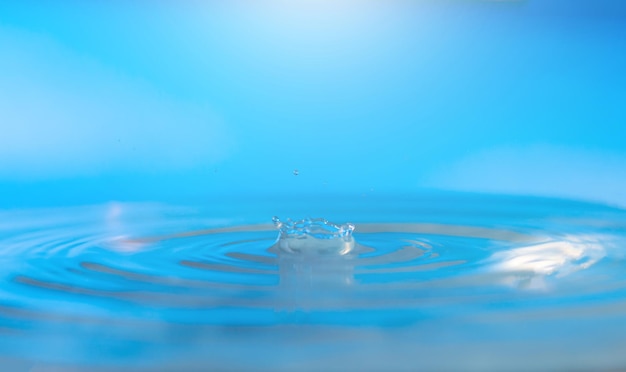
[1,193,625,371]
[2,1,625,370]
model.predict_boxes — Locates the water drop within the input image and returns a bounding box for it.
[293,169,299,176]
[272,216,282,228]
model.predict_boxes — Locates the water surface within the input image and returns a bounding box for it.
[1,193,625,371]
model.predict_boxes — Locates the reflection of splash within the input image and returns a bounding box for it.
[490,235,607,289]
[103,202,145,254]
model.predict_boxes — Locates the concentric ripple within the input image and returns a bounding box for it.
[1,195,626,371]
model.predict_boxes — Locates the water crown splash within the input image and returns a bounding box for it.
[272,216,356,255]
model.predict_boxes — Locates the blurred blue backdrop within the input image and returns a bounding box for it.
[1,0,625,207]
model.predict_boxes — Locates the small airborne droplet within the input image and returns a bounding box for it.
[293,169,299,176]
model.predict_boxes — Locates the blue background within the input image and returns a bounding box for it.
[1,0,625,207]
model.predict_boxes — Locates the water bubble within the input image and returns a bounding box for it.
[293,169,299,176]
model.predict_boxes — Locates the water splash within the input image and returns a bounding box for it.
[272,216,355,255]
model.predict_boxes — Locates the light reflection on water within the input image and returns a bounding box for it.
[0,194,625,371]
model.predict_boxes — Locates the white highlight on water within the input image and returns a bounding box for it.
[490,234,607,290]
